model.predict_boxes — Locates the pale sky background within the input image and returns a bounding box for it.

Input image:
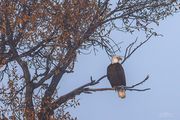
[58,12,180,120]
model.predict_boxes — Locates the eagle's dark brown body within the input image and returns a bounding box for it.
[107,63,126,88]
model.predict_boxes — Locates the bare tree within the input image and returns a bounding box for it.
[0,0,179,119]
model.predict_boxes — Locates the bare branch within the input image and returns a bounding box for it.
[122,33,154,64]
[126,75,149,88]
[85,87,150,92]
[51,74,149,110]
[85,75,150,92]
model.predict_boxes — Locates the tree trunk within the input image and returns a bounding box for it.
[24,84,35,120]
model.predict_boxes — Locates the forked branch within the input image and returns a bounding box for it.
[85,75,150,92]
[52,75,150,110]
[122,33,155,64]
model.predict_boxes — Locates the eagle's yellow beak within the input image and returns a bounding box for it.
[117,56,123,61]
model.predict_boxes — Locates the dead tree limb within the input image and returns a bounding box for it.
[51,75,149,110]
[85,75,150,92]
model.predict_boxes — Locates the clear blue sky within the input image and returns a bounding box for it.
[59,13,180,120]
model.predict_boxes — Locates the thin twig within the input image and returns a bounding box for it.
[122,33,154,64]
[126,75,149,88]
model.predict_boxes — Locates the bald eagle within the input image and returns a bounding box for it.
[107,55,126,98]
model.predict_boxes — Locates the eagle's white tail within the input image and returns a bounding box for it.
[118,89,126,99]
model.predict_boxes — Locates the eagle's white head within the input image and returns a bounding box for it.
[112,55,122,64]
